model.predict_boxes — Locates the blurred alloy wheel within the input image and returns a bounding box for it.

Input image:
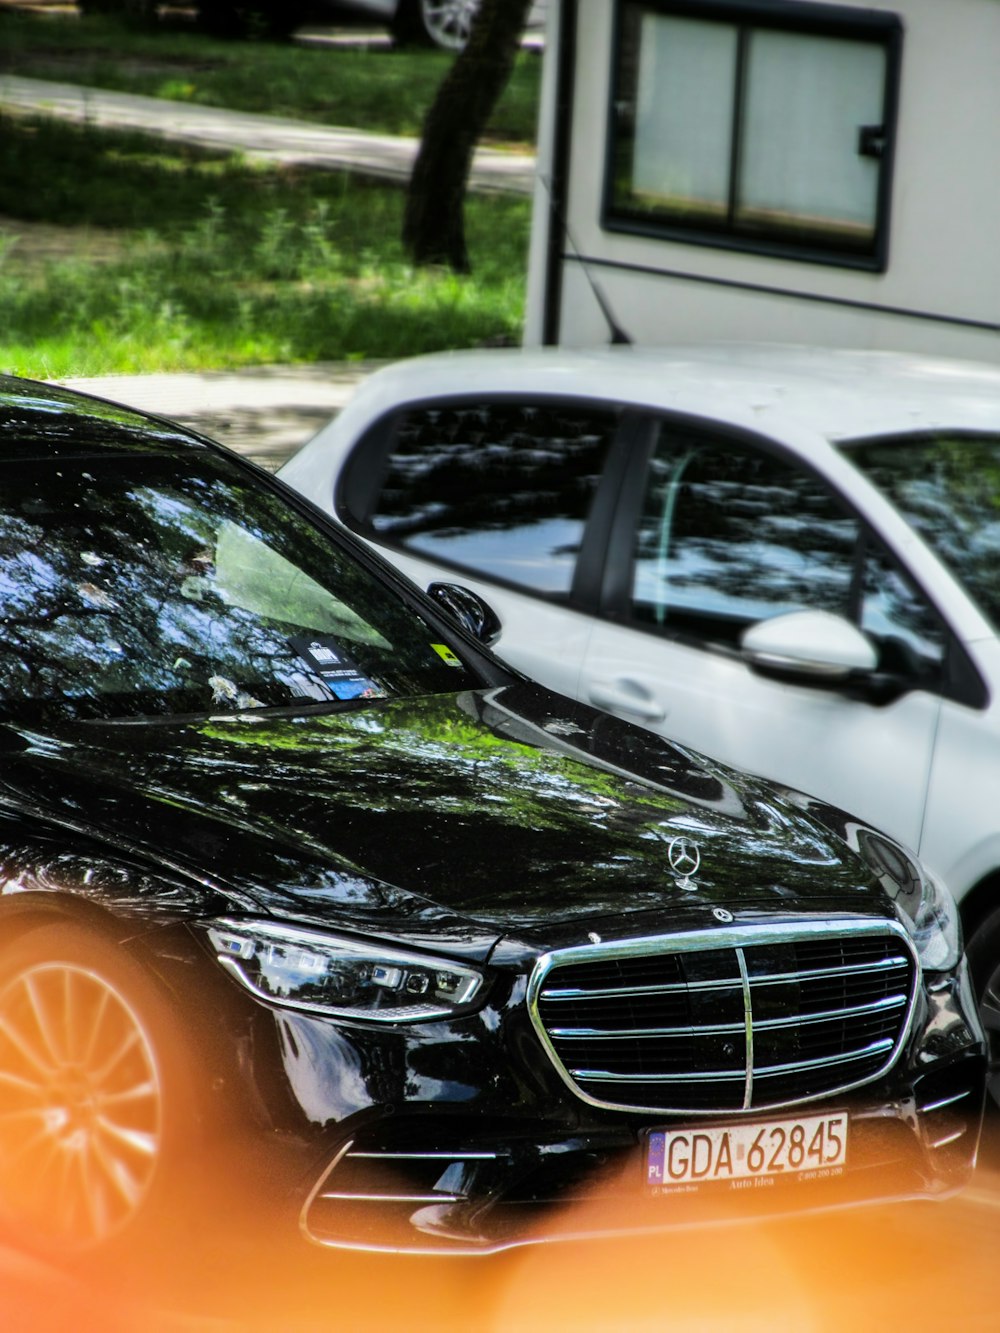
[0,928,168,1253]
[393,0,481,50]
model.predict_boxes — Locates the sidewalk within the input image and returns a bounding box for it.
[0,74,536,194]
[56,361,382,469]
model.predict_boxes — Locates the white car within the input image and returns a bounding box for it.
[280,343,1000,1082]
[80,0,539,50]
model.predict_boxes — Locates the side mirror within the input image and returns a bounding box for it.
[741,610,877,681]
[426,582,502,647]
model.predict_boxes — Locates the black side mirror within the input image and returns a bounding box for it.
[426,582,502,647]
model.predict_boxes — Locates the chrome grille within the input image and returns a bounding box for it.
[528,921,918,1115]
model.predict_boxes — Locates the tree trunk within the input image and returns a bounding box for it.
[403,0,534,273]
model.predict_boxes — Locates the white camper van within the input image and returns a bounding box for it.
[525,0,999,361]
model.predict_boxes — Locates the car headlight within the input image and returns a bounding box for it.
[205,918,485,1022]
[857,832,961,972]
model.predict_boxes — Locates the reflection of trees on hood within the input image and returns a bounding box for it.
[9,687,869,931]
[192,692,847,894]
[200,695,666,837]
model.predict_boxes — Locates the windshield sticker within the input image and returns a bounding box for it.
[288,635,387,701]
[275,669,335,703]
[430,643,464,668]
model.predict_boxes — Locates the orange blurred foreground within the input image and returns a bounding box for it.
[3,1129,999,1332]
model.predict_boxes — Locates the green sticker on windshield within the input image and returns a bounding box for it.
[431,643,463,668]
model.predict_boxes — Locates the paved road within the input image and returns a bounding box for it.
[56,360,383,469]
[0,73,536,194]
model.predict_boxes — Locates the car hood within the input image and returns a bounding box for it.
[1,682,891,956]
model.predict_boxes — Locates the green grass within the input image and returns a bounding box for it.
[0,116,530,378]
[0,10,541,144]
[0,7,538,378]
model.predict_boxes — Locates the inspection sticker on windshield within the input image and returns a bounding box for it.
[431,643,463,668]
[646,1112,848,1192]
[288,635,386,701]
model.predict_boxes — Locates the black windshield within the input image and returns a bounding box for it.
[0,451,479,722]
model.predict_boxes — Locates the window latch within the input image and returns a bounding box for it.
[857,125,887,159]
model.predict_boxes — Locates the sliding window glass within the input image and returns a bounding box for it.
[606,1,902,269]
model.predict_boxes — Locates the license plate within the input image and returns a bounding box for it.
[646,1111,848,1189]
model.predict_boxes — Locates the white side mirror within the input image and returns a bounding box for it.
[741,610,878,680]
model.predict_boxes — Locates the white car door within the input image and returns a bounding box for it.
[333,396,628,703]
[367,541,598,701]
[579,420,946,852]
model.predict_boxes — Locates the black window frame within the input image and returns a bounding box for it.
[603,0,904,272]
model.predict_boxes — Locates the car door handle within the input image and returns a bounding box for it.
[586,679,666,723]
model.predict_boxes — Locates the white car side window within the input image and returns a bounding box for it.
[630,428,947,687]
[369,402,619,598]
[631,431,856,646]
[860,540,946,684]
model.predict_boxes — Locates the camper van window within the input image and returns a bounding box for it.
[606,1,902,269]
[368,402,620,598]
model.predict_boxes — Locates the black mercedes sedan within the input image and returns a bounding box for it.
[0,375,985,1260]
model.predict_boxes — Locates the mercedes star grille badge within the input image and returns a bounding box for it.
[667,836,701,890]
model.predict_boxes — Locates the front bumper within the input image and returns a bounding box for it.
[256,962,984,1255]
[296,1055,982,1255]
[162,912,985,1256]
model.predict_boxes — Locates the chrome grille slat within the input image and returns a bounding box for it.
[573,1067,748,1084]
[320,1191,464,1203]
[927,1125,968,1149]
[747,1037,896,1078]
[543,955,907,1004]
[919,1089,972,1113]
[571,1036,896,1084]
[551,1021,749,1038]
[753,996,905,1031]
[746,957,909,984]
[549,993,906,1040]
[347,1151,499,1161]
[543,978,741,1001]
[528,920,918,1115]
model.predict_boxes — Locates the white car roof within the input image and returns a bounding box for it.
[342,344,1000,444]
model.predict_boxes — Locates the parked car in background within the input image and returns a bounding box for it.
[279,343,1000,1101]
[0,372,983,1260]
[329,0,484,50]
[78,0,534,49]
